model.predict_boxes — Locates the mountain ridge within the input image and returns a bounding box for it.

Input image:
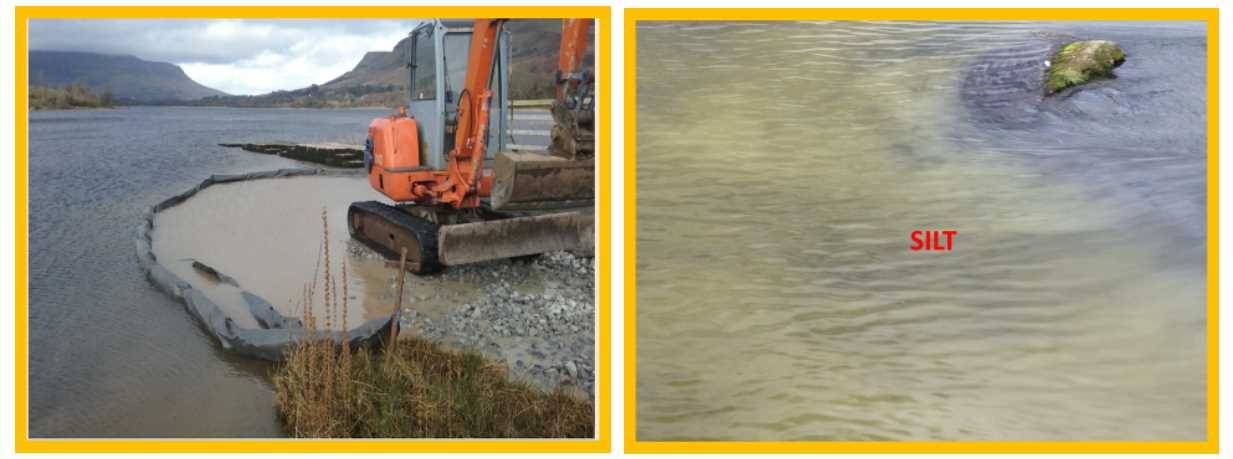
[29,50,227,103]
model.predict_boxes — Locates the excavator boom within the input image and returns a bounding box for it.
[436,19,505,209]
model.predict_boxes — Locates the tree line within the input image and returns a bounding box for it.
[28,84,113,110]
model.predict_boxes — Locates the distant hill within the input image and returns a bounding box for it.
[321,38,410,90]
[195,20,594,109]
[504,20,596,101]
[321,20,590,97]
[28,50,227,103]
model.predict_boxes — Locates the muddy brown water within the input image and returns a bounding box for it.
[636,21,1206,441]
[151,174,528,330]
[152,176,390,329]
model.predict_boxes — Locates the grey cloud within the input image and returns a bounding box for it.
[27,19,420,65]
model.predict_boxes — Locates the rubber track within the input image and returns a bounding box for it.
[347,200,443,274]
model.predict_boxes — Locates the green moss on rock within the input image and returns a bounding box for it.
[1045,40,1126,95]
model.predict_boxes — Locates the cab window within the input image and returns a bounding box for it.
[442,32,471,103]
[410,29,436,100]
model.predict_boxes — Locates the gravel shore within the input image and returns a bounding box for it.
[350,242,596,397]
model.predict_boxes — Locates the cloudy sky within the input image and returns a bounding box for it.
[29,19,421,95]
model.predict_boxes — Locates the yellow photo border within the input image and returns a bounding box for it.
[14,5,610,453]
[623,8,1217,454]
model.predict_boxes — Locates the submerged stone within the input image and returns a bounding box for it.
[1046,40,1126,95]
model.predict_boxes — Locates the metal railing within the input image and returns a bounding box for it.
[507,99,551,150]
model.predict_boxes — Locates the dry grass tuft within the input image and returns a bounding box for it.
[272,209,593,438]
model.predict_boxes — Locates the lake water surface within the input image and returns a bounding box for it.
[635,21,1207,441]
[28,106,390,437]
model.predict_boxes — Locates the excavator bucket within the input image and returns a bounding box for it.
[490,151,594,210]
[437,211,594,266]
[455,150,595,265]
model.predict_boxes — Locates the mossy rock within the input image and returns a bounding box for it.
[1045,40,1126,95]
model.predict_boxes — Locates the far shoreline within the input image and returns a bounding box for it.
[29,104,397,112]
[28,106,116,112]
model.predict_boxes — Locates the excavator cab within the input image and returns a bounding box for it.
[406,19,511,170]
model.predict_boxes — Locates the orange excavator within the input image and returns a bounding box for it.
[349,19,595,273]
